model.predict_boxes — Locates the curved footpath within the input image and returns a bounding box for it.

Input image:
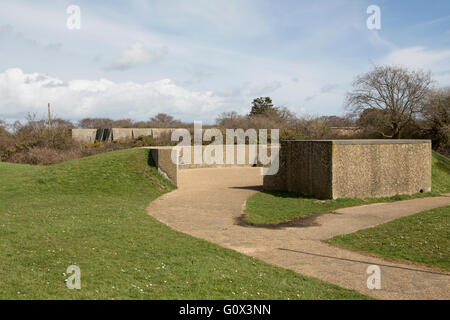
[147,167,450,300]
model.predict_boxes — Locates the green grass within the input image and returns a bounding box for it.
[432,151,450,194]
[326,206,450,271]
[245,152,450,225]
[0,149,367,299]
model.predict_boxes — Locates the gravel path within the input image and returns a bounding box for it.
[147,167,450,300]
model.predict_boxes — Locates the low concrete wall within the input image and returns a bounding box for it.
[264,140,432,199]
[132,128,153,138]
[111,128,134,141]
[146,145,272,186]
[72,128,175,142]
[71,129,97,143]
[178,145,259,169]
[148,147,178,186]
[151,128,176,138]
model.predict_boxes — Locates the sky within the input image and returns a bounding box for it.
[0,0,449,124]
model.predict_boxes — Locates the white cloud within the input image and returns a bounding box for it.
[0,68,228,122]
[382,46,450,85]
[106,42,168,71]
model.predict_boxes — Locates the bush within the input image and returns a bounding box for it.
[8,147,81,165]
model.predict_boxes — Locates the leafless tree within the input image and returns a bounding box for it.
[421,88,450,154]
[346,65,433,138]
[149,113,181,127]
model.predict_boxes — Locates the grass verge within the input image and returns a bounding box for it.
[0,148,367,299]
[245,151,450,225]
[325,206,450,271]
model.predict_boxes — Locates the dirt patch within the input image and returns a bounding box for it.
[235,211,332,229]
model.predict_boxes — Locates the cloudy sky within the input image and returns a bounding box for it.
[0,0,449,124]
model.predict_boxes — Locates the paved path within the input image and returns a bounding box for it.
[147,167,450,300]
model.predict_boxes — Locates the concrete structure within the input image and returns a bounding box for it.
[111,128,134,141]
[148,147,178,186]
[178,145,259,169]
[147,145,266,186]
[71,129,97,144]
[264,140,432,199]
[72,128,176,143]
[132,128,153,138]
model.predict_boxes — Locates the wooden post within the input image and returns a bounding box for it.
[48,103,52,129]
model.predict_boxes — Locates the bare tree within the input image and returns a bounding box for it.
[149,113,181,127]
[346,65,433,138]
[78,118,114,128]
[421,88,450,154]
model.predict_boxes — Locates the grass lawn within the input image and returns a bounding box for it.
[326,206,450,271]
[0,149,367,299]
[245,151,450,225]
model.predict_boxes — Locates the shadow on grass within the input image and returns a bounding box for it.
[235,211,326,230]
[252,190,329,200]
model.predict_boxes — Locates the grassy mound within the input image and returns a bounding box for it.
[245,152,450,225]
[0,149,367,299]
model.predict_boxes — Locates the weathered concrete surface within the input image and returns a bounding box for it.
[132,128,153,138]
[148,147,178,186]
[147,167,450,300]
[151,128,176,138]
[111,128,134,141]
[146,145,265,186]
[72,128,175,142]
[178,145,260,169]
[264,140,432,199]
[71,129,97,143]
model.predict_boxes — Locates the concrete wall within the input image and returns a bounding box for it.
[111,128,134,141]
[72,128,175,143]
[132,128,153,138]
[146,145,270,186]
[178,145,259,169]
[264,140,431,199]
[264,141,333,199]
[331,141,432,199]
[71,129,97,143]
[148,147,178,186]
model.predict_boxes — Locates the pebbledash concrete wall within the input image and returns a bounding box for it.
[71,128,176,143]
[264,140,432,199]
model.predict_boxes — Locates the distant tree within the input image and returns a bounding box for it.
[150,113,181,127]
[249,97,278,117]
[346,65,432,138]
[294,116,331,139]
[0,120,9,139]
[421,88,450,154]
[78,118,114,128]
[216,111,245,128]
[51,118,74,129]
[320,115,355,127]
[112,119,134,128]
[355,108,390,137]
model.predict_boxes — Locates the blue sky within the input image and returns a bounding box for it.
[0,0,449,123]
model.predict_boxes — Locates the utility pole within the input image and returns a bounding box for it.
[48,103,52,129]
